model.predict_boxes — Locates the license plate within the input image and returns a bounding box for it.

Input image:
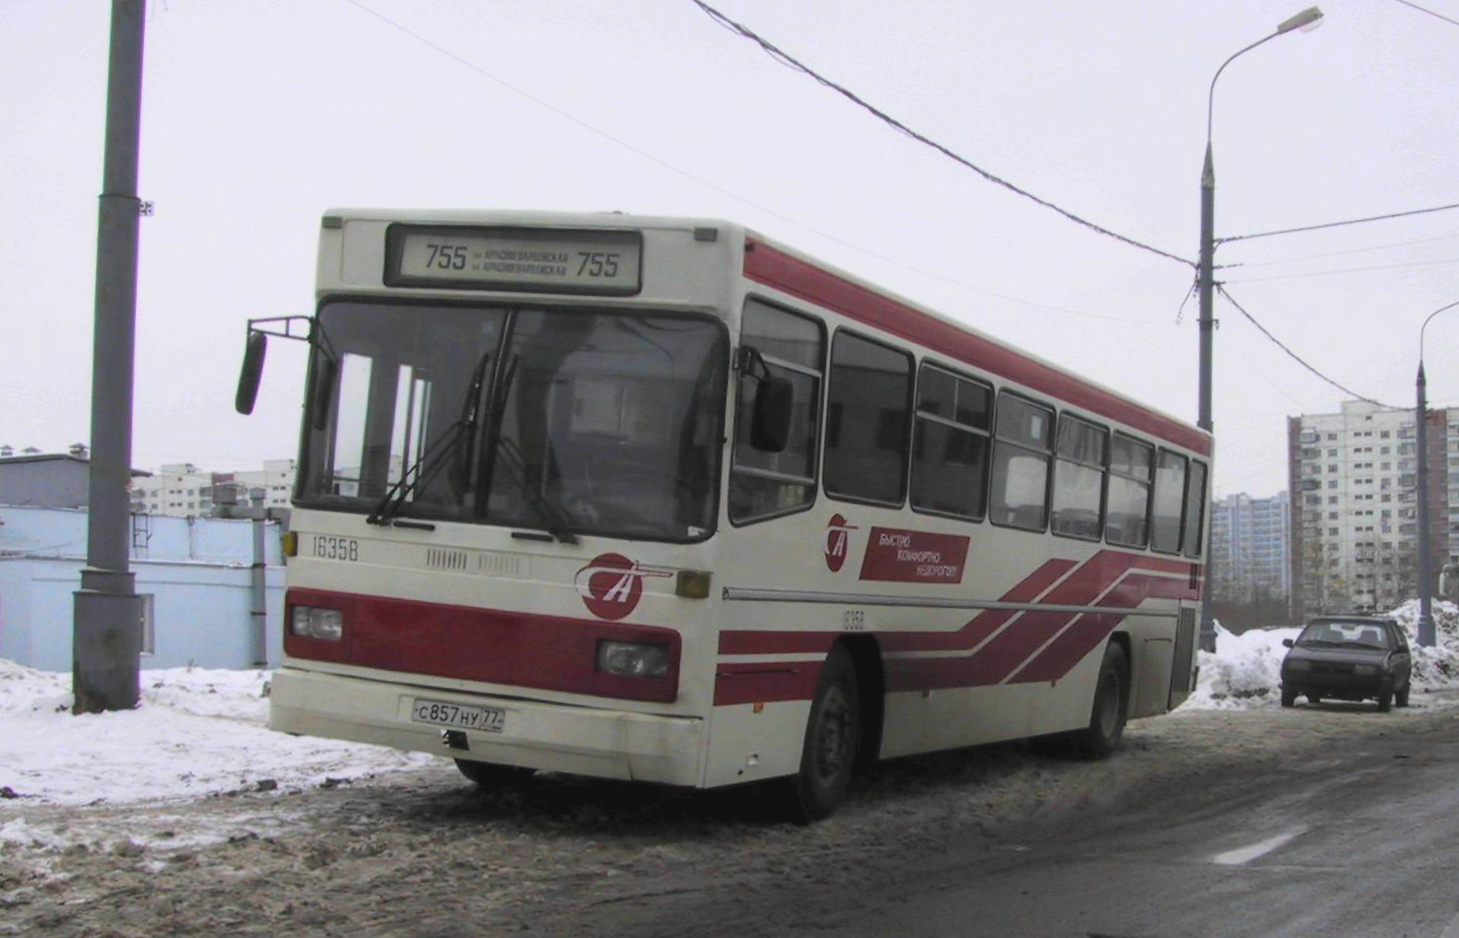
[410,698,505,733]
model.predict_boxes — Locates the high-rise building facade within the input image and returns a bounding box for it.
[131,459,296,517]
[1210,492,1290,607]
[1287,401,1454,617]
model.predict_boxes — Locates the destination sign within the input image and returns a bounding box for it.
[386,226,642,295]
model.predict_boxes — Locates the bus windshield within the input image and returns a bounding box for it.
[298,301,728,542]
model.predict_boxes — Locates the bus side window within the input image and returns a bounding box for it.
[823,331,913,505]
[729,300,824,524]
[1107,435,1153,548]
[1150,450,1188,554]
[1051,414,1107,540]
[910,363,991,520]
[1182,459,1208,557]
[989,393,1054,531]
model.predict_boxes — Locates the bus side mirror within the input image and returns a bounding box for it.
[751,375,794,453]
[235,331,268,415]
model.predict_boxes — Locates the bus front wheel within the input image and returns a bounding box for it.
[1072,642,1128,760]
[789,645,861,823]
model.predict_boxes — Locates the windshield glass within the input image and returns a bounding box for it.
[1296,620,1394,649]
[299,301,728,541]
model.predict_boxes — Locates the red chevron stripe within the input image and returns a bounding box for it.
[884,553,1197,693]
[1008,574,1194,684]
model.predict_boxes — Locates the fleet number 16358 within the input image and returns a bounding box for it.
[313,536,358,561]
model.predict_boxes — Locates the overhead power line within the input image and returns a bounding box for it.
[1216,285,1399,408]
[1220,202,1459,245]
[1387,0,1459,28]
[689,0,1194,268]
[339,0,1166,327]
[1218,230,1459,270]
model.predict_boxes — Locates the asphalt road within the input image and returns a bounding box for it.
[782,703,1459,938]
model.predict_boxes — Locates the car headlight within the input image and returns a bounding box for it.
[1354,664,1379,677]
[596,640,669,679]
[291,606,344,641]
[1285,659,1311,672]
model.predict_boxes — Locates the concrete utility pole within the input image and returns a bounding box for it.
[1197,7,1323,652]
[73,0,147,713]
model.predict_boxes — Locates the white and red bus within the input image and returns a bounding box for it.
[236,209,1211,820]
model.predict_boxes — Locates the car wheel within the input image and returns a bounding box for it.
[788,645,861,823]
[1307,694,1322,705]
[1281,687,1296,708]
[1376,685,1393,713]
[455,759,534,787]
[1396,681,1411,708]
[1071,642,1129,760]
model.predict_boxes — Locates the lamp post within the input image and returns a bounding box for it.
[1197,6,1323,651]
[1414,299,1459,647]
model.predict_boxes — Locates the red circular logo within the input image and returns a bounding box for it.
[576,553,640,620]
[824,514,857,573]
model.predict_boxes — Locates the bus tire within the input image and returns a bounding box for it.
[789,645,861,823]
[1072,641,1128,760]
[455,759,534,788]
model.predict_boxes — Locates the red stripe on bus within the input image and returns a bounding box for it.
[1007,573,1197,684]
[717,558,1078,659]
[743,239,1211,457]
[883,552,1196,692]
[713,662,823,707]
[283,588,682,703]
[718,630,839,656]
[880,557,1078,654]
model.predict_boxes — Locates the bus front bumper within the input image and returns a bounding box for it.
[268,666,705,786]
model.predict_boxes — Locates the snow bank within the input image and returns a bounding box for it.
[0,660,432,813]
[1185,599,1459,710]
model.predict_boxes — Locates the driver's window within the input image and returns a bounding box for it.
[729,299,824,524]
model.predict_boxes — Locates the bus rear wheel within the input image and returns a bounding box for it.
[789,645,861,823]
[1072,642,1128,760]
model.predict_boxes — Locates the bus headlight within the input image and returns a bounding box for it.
[596,640,669,679]
[291,606,344,641]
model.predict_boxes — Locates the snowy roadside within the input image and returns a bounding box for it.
[4,599,1458,847]
[1188,598,1459,709]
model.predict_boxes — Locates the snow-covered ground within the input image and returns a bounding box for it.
[3,599,1458,831]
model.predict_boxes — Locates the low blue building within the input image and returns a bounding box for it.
[0,506,285,671]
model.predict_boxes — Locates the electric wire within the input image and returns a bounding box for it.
[338,0,1177,327]
[1219,202,1459,245]
[1216,284,1399,408]
[1222,255,1459,284]
[1387,0,1459,28]
[1218,230,1459,270]
[688,0,1194,268]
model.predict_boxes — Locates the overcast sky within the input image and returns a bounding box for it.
[2,0,1457,496]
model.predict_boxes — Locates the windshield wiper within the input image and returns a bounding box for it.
[478,354,578,545]
[367,350,493,527]
[493,436,579,545]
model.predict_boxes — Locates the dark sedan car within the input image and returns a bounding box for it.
[1280,615,1413,711]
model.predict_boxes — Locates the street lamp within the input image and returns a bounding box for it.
[1197,6,1323,651]
[1414,299,1459,647]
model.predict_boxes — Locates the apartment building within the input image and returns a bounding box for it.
[1210,492,1290,607]
[1287,401,1455,617]
[131,459,296,517]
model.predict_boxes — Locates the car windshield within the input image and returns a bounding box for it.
[1296,621,1394,650]
[298,301,728,542]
